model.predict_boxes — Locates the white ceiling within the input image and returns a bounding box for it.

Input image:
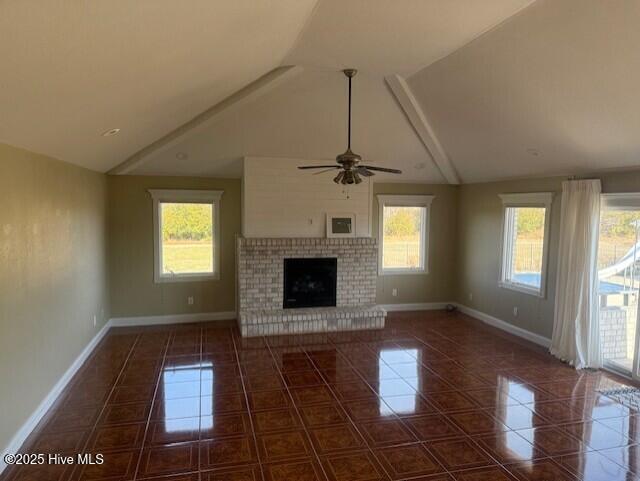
[5,0,640,184]
[284,0,534,76]
[408,0,640,183]
[131,0,534,182]
[0,0,316,171]
[133,70,446,183]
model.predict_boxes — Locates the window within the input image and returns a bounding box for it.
[377,195,434,275]
[149,189,223,283]
[499,192,553,297]
[597,193,640,375]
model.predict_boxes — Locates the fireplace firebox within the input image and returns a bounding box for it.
[283,258,337,309]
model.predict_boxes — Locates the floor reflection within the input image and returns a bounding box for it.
[570,451,634,481]
[161,360,213,431]
[489,377,537,462]
[379,348,418,416]
[494,379,535,431]
[497,430,536,460]
[14,312,640,481]
[504,380,537,404]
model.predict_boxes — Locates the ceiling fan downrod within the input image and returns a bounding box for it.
[297,68,402,184]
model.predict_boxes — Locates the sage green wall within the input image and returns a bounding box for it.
[108,175,241,318]
[456,170,640,339]
[455,177,564,338]
[0,143,109,453]
[5,149,639,458]
[373,183,458,305]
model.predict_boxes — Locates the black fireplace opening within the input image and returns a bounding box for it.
[283,258,337,309]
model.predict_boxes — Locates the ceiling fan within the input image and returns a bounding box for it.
[298,69,402,184]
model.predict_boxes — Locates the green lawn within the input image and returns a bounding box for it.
[508,237,638,273]
[383,239,421,269]
[162,242,212,274]
[160,238,638,276]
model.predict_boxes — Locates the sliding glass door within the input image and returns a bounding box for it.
[598,196,640,377]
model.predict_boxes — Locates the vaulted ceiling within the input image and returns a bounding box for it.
[408,0,640,183]
[3,0,640,184]
[0,0,317,172]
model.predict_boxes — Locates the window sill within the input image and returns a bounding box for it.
[499,281,544,298]
[379,269,428,276]
[155,273,219,284]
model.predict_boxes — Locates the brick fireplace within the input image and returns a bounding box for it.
[236,237,386,336]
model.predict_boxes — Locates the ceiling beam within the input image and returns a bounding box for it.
[109,65,304,175]
[385,74,460,184]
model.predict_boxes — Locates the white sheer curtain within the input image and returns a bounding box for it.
[551,179,602,369]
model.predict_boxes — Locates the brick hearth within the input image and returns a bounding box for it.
[236,237,385,337]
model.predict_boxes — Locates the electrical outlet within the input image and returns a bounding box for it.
[513,307,518,317]
[469,293,473,302]
[93,315,97,327]
[392,288,398,297]
[188,296,194,306]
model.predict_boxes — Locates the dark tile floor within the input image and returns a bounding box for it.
[3,310,640,481]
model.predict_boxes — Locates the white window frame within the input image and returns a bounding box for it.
[148,189,223,283]
[498,192,553,298]
[601,193,640,210]
[377,194,434,276]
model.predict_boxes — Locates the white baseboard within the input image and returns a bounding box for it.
[109,311,236,327]
[456,304,552,348]
[381,302,452,312]
[1,304,547,476]
[0,309,237,475]
[0,319,113,475]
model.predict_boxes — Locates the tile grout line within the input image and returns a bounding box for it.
[263,340,333,481]
[394,331,516,475]
[307,341,399,480]
[391,332,533,475]
[298,337,394,468]
[320,336,451,480]
[393,332,535,478]
[231,329,268,481]
[66,330,142,481]
[10,331,134,481]
[398,328,594,479]
[131,327,173,480]
[325,333,544,478]
[6,314,639,481]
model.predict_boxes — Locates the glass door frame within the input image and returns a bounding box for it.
[600,193,640,380]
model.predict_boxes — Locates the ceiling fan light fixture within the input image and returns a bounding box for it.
[343,171,354,184]
[336,148,362,165]
[298,68,402,181]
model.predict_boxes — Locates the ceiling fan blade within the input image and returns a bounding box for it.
[298,165,340,169]
[355,167,375,177]
[361,165,402,174]
[313,167,341,175]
